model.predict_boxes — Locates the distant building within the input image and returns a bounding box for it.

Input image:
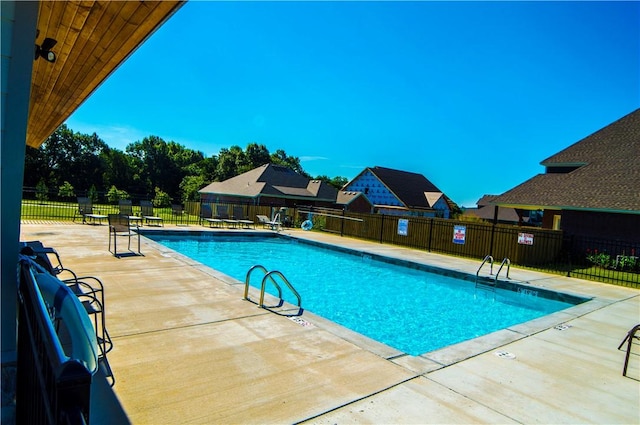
[335,191,374,213]
[199,164,338,208]
[492,108,640,242]
[342,166,456,218]
[462,195,540,226]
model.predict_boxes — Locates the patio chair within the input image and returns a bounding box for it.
[172,204,186,225]
[233,206,255,229]
[199,203,223,228]
[108,213,141,257]
[118,199,142,225]
[140,200,164,226]
[20,242,115,384]
[217,205,239,228]
[256,214,281,230]
[74,197,108,225]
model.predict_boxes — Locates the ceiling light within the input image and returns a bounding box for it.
[35,37,57,63]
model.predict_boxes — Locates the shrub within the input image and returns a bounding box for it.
[35,179,48,203]
[58,181,75,198]
[615,252,638,271]
[586,249,612,268]
[153,187,171,208]
[106,185,129,203]
[88,184,99,203]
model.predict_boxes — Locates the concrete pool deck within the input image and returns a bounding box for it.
[19,222,640,424]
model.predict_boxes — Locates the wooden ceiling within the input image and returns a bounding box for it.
[27,0,185,148]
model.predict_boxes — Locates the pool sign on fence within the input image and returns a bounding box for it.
[453,225,466,244]
[518,233,534,245]
[397,219,408,236]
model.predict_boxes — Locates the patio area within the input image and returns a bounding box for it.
[19,222,640,424]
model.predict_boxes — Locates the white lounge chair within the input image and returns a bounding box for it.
[256,214,281,230]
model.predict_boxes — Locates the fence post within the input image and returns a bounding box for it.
[379,214,385,244]
[489,206,498,256]
[340,209,345,237]
[566,233,573,277]
[428,218,433,252]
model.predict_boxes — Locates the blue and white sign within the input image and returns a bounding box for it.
[453,225,466,244]
[397,219,408,236]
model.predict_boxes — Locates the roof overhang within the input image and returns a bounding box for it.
[27,0,185,148]
[540,161,588,168]
[493,202,640,215]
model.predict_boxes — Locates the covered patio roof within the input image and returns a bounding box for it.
[27,0,185,148]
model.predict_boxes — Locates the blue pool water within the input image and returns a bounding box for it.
[147,233,581,356]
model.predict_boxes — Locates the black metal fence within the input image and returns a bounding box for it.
[318,208,639,288]
[16,260,92,424]
[19,189,639,288]
[20,187,285,226]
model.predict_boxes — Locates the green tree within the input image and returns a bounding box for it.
[126,136,204,199]
[88,184,99,203]
[153,187,171,207]
[35,179,48,203]
[106,185,129,203]
[101,146,134,191]
[270,149,306,176]
[245,143,271,169]
[315,175,348,189]
[216,146,241,181]
[23,146,47,187]
[179,175,206,202]
[37,124,108,191]
[58,181,75,198]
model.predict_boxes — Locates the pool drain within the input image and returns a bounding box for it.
[554,324,572,331]
[495,351,516,359]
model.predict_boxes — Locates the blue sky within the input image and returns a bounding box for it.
[66,1,639,207]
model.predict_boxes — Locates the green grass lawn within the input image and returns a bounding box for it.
[20,199,191,224]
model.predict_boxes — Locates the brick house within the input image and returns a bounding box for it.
[492,108,640,242]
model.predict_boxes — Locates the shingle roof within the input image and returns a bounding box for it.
[494,109,640,214]
[368,166,442,210]
[336,191,372,206]
[199,164,338,202]
[464,206,521,222]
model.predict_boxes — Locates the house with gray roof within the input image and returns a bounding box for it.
[463,195,524,224]
[492,108,640,242]
[199,163,338,208]
[342,166,456,218]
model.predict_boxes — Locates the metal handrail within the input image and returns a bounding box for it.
[259,271,302,310]
[495,257,511,282]
[244,264,282,302]
[476,255,494,278]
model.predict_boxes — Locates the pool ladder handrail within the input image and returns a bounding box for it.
[476,255,494,278]
[475,255,496,292]
[244,265,302,315]
[495,257,511,283]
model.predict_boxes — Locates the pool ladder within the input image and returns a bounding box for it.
[475,255,511,292]
[243,264,302,316]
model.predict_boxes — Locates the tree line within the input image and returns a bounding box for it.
[24,124,348,206]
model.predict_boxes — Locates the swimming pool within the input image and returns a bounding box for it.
[145,232,585,356]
